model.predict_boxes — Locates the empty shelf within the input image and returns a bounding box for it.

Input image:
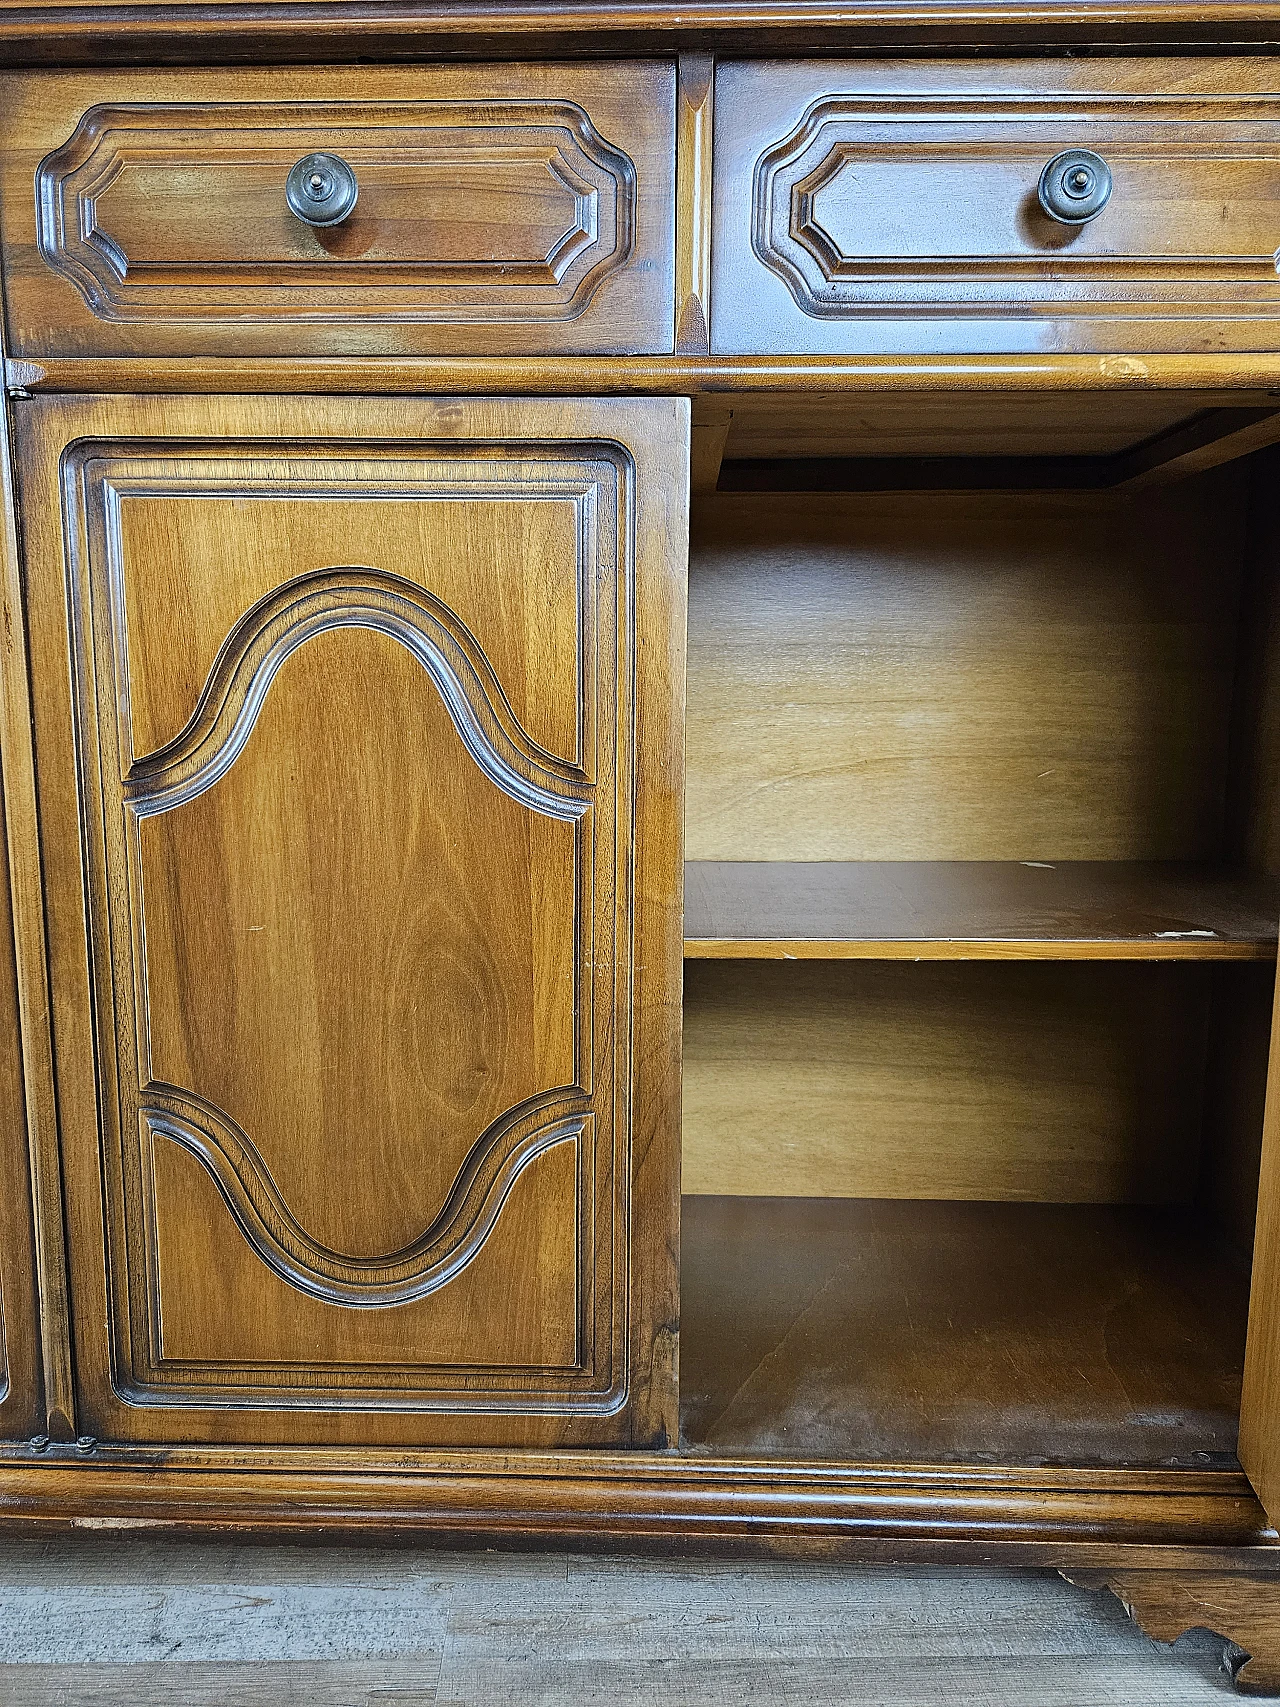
[680,1196,1250,1467]
[684,861,1280,961]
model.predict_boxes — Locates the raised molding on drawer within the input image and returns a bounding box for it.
[713,59,1280,356]
[37,102,634,323]
[0,64,676,357]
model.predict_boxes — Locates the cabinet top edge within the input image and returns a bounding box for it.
[12,353,1280,397]
[5,3,1280,68]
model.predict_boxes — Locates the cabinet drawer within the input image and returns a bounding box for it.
[712,59,1280,357]
[0,64,675,358]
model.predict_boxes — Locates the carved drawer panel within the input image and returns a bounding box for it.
[0,64,674,357]
[713,59,1280,356]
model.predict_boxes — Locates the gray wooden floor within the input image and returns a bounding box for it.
[0,1536,1243,1704]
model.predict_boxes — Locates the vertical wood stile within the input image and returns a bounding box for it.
[675,53,714,358]
[0,282,75,1442]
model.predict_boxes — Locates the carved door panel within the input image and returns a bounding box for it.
[14,394,686,1446]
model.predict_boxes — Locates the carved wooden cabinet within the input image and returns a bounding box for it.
[10,17,1280,1697]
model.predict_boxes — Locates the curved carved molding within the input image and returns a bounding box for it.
[123,566,592,822]
[142,1086,586,1308]
[751,95,1280,321]
[1063,1570,1280,1694]
[37,100,637,326]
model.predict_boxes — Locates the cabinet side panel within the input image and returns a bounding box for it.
[0,725,41,1438]
[0,286,52,1439]
[1235,980,1280,1516]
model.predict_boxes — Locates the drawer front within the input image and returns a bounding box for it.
[1,64,674,357]
[713,59,1280,356]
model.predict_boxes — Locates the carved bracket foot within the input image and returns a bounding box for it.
[1064,1569,1280,1696]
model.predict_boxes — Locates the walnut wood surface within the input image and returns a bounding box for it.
[703,390,1254,462]
[0,1447,1270,1564]
[681,1197,1251,1466]
[0,280,65,1444]
[0,64,675,360]
[19,354,1280,397]
[687,485,1247,863]
[684,860,1280,960]
[683,960,1226,1201]
[3,1,1280,67]
[0,760,41,1443]
[1066,1569,1280,1694]
[712,59,1280,358]
[675,53,713,358]
[1239,955,1280,1529]
[10,391,686,1447]
[6,13,1280,1606]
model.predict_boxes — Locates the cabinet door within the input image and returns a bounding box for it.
[14,394,686,1447]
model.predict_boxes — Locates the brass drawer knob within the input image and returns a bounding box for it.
[1038,149,1112,226]
[285,152,359,228]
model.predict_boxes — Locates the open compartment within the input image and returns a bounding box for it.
[680,401,1280,1468]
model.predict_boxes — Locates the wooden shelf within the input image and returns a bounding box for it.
[680,1197,1250,1467]
[684,861,1280,961]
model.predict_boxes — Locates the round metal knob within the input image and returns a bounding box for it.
[285,152,358,227]
[1038,149,1112,226]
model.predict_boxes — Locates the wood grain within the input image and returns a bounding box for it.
[12,392,687,1447]
[17,354,1280,398]
[681,1197,1251,1466]
[1066,1569,1280,1695]
[1225,445,1280,880]
[0,1542,1260,1705]
[0,604,41,1442]
[686,484,1247,863]
[675,53,713,358]
[0,1447,1269,1563]
[0,65,676,359]
[0,297,65,1441]
[1237,916,1280,1525]
[684,860,1280,960]
[1233,414,1280,1514]
[713,58,1280,358]
[1111,408,1280,491]
[682,960,1221,1201]
[707,391,1258,464]
[1200,964,1276,1262]
[3,0,1280,69]
[0,1662,442,1706]
[690,408,732,495]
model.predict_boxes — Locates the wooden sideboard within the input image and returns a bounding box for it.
[9,9,1280,1690]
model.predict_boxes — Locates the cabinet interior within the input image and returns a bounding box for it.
[679,398,1280,1468]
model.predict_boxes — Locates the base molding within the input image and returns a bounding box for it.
[0,1448,1276,1569]
[1066,1569,1280,1695]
